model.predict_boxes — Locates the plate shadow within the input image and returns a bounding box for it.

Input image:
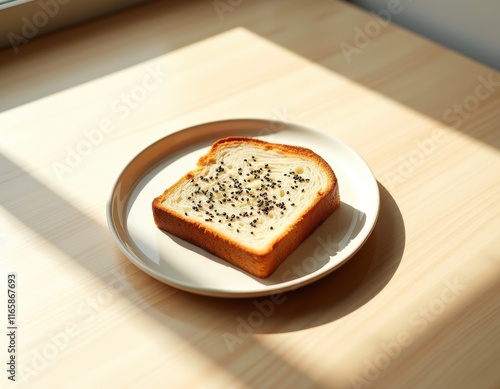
[143,182,404,333]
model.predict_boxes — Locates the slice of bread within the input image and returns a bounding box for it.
[152,136,340,278]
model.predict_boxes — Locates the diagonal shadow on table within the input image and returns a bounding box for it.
[1,0,497,150]
[0,153,403,388]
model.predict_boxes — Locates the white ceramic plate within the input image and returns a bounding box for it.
[107,119,379,297]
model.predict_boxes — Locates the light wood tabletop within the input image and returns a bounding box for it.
[1,0,499,388]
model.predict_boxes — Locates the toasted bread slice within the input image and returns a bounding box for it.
[152,137,340,278]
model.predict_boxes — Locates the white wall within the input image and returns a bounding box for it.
[348,0,500,70]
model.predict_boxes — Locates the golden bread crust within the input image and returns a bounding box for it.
[152,136,340,278]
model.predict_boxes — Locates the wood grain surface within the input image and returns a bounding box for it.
[0,1,499,388]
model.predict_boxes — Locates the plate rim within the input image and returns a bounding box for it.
[106,118,380,298]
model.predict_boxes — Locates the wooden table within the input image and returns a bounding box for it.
[1,0,499,388]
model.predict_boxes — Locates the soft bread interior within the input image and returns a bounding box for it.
[161,143,331,251]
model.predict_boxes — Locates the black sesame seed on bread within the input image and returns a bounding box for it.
[152,136,340,278]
